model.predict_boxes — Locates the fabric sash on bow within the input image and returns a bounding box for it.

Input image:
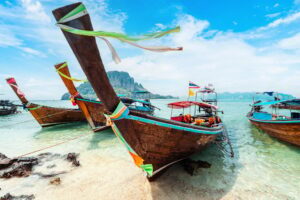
[56,4,182,64]
[104,101,153,176]
[24,102,43,111]
[56,62,88,82]
[70,92,80,106]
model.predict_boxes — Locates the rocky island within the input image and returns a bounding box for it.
[61,71,177,100]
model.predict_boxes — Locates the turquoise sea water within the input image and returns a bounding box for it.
[0,99,299,199]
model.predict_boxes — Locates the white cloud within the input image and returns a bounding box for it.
[265,12,281,18]
[21,0,51,23]
[262,12,300,29]
[277,33,300,50]
[18,47,45,56]
[108,14,300,97]
[2,0,300,99]
[0,32,22,47]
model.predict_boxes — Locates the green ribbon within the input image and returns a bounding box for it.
[104,101,153,176]
[56,3,182,64]
[27,105,43,111]
[140,164,153,176]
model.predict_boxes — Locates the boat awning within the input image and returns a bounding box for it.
[278,99,300,106]
[253,100,286,106]
[167,101,218,110]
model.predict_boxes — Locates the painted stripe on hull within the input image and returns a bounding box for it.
[127,115,223,135]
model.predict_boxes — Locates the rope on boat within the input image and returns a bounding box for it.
[214,124,234,158]
[16,132,92,158]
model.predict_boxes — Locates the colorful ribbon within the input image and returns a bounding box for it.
[56,3,182,64]
[24,102,43,111]
[27,105,43,111]
[56,62,88,82]
[70,92,80,106]
[104,101,153,176]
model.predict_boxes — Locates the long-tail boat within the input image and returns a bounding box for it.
[6,77,86,127]
[55,62,108,131]
[54,62,157,131]
[0,100,18,116]
[247,99,300,146]
[52,3,224,178]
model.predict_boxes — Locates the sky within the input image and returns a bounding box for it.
[1,0,300,100]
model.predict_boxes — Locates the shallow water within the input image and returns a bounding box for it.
[0,100,299,199]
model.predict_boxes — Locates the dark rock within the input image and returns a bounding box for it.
[0,193,35,200]
[66,153,80,167]
[0,154,38,178]
[0,153,8,160]
[181,159,211,176]
[49,177,61,185]
[0,152,80,179]
[37,153,60,161]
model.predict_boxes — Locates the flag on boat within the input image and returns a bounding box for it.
[189,81,200,89]
[188,81,200,96]
[188,88,195,97]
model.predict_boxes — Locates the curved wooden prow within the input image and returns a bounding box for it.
[55,62,80,96]
[53,3,119,113]
[55,62,96,129]
[6,77,29,105]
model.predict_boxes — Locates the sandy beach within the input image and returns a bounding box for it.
[1,100,300,200]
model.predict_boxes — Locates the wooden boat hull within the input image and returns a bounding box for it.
[116,115,219,173]
[6,77,86,127]
[27,103,86,127]
[248,114,300,146]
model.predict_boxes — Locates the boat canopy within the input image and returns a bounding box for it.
[253,100,286,106]
[168,101,218,110]
[278,99,300,106]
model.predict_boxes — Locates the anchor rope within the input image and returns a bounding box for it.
[213,124,234,157]
[16,131,92,158]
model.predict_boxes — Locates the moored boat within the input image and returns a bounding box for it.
[55,62,108,131]
[0,100,18,116]
[54,62,157,131]
[52,2,224,178]
[247,99,300,146]
[6,77,86,127]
